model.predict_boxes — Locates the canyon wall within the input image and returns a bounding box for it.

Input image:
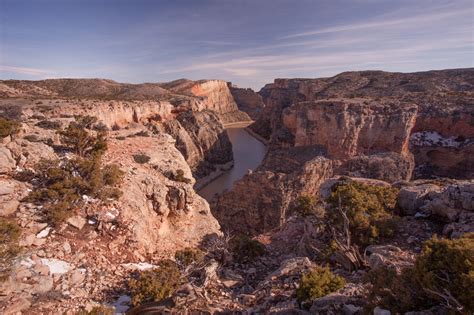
[163,110,233,179]
[214,69,473,234]
[253,69,474,179]
[228,84,265,120]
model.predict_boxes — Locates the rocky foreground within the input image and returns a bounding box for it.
[0,69,473,314]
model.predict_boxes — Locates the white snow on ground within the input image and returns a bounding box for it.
[40,258,72,274]
[36,227,52,238]
[113,295,131,314]
[410,131,470,148]
[20,258,35,268]
[121,262,156,271]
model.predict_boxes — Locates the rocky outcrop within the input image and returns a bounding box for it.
[158,79,252,124]
[103,133,221,254]
[252,69,474,179]
[397,180,474,238]
[228,84,265,120]
[163,110,233,179]
[212,150,333,234]
[281,100,417,159]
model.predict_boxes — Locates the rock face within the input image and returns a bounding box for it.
[215,69,473,234]
[282,100,417,159]
[158,79,251,124]
[228,84,265,120]
[104,133,221,254]
[0,84,226,312]
[252,69,474,179]
[0,77,252,180]
[163,110,233,179]
[213,148,333,234]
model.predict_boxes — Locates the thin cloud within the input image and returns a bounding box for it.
[281,6,471,39]
[0,65,54,77]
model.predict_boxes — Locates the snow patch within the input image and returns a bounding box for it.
[410,131,470,148]
[36,227,52,238]
[20,258,35,268]
[113,295,131,314]
[40,258,72,274]
[122,262,156,271]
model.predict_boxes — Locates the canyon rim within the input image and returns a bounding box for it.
[1,0,473,314]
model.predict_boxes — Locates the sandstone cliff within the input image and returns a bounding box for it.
[215,69,473,234]
[253,68,474,179]
[228,84,265,120]
[158,79,252,124]
[163,110,233,179]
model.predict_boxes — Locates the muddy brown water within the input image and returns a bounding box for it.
[197,127,266,201]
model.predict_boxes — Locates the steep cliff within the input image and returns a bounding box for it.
[158,79,252,124]
[228,84,265,120]
[215,69,473,234]
[163,110,233,179]
[253,68,474,179]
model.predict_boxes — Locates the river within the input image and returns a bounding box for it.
[197,126,266,201]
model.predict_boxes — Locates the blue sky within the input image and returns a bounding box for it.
[1,0,473,90]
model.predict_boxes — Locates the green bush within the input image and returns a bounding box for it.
[366,234,474,313]
[26,119,124,225]
[326,181,399,245]
[294,195,324,218]
[0,117,20,138]
[175,247,204,268]
[133,154,151,164]
[36,120,62,130]
[296,265,346,305]
[59,122,107,157]
[128,260,181,306]
[0,219,21,280]
[231,235,266,263]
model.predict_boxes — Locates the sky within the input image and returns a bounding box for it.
[0,0,473,90]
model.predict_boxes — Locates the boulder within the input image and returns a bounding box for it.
[397,184,442,216]
[0,200,19,216]
[67,215,86,230]
[0,146,15,173]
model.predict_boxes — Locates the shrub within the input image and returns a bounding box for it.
[0,219,21,280]
[175,248,204,268]
[133,154,151,164]
[26,120,123,225]
[134,131,149,137]
[13,169,36,182]
[231,235,266,263]
[93,122,109,131]
[296,265,346,305]
[366,234,474,313]
[0,117,20,138]
[36,120,62,130]
[102,164,125,186]
[326,181,399,246]
[76,305,114,315]
[59,122,107,157]
[74,115,98,129]
[23,134,41,142]
[165,169,191,184]
[128,260,181,306]
[294,195,324,218]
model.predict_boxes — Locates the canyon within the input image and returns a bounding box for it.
[0,68,472,314]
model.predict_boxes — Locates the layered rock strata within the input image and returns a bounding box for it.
[228,84,265,120]
[215,69,473,234]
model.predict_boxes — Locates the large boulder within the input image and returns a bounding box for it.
[0,147,15,173]
[397,183,442,216]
